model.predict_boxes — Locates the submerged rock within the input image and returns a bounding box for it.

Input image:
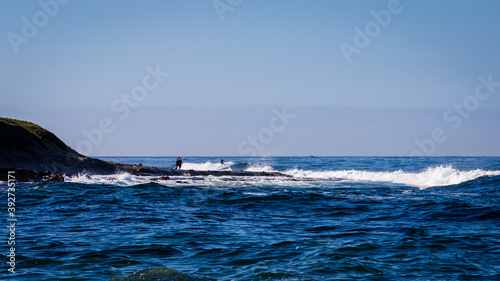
[110,266,214,281]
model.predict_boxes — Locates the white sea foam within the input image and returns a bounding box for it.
[284,165,500,189]
[181,161,234,171]
[244,163,276,172]
[62,164,500,189]
[180,161,275,173]
[64,172,146,186]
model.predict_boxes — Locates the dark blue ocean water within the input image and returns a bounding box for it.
[2,157,500,280]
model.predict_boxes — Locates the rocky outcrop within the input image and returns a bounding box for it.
[0,168,64,182]
[0,117,291,182]
[0,117,119,181]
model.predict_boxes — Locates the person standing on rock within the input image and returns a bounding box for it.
[175,157,182,170]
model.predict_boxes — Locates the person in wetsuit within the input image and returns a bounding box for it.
[175,157,182,170]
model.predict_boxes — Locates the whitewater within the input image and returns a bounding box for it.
[65,158,500,189]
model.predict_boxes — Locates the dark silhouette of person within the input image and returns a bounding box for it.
[220,159,225,166]
[175,157,182,170]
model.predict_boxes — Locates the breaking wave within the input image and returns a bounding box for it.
[62,161,500,189]
[285,165,500,189]
[181,161,275,173]
[181,161,234,171]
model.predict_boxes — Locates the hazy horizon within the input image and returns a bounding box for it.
[4,104,499,157]
[2,0,499,156]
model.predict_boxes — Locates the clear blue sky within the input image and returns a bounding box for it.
[1,0,500,156]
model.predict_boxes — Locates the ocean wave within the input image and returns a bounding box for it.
[62,164,500,189]
[285,165,500,189]
[181,161,234,171]
[181,161,275,173]
[243,163,276,172]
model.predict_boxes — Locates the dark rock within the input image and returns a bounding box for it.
[45,171,64,182]
[133,167,150,174]
[151,176,170,181]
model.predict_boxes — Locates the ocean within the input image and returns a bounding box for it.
[2,156,500,280]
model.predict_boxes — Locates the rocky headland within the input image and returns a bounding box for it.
[0,117,288,182]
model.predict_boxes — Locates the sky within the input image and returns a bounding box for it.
[1,0,500,156]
